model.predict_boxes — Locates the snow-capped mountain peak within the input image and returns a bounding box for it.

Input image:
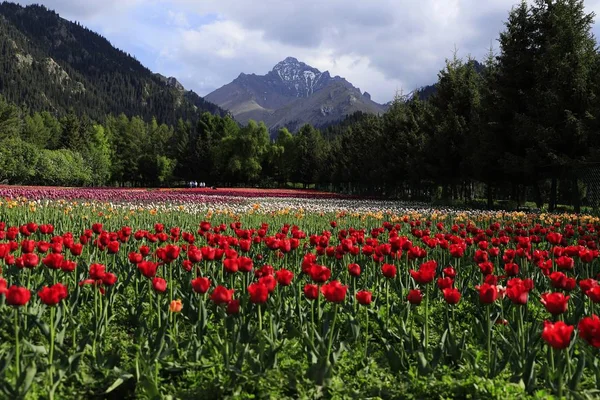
[205,56,387,134]
[270,57,328,97]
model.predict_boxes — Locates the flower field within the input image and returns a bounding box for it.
[0,191,599,399]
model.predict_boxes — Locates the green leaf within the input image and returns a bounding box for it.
[17,362,36,396]
[105,373,134,394]
[23,340,47,355]
[569,352,585,391]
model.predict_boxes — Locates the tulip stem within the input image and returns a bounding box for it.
[364,306,369,362]
[550,347,555,377]
[518,306,525,356]
[326,304,338,367]
[425,285,429,352]
[14,309,20,376]
[157,294,161,329]
[310,301,314,344]
[197,294,204,340]
[595,351,600,389]
[558,350,563,399]
[566,345,572,384]
[487,305,491,377]
[49,306,55,391]
[385,280,390,331]
[257,305,263,366]
[92,284,97,358]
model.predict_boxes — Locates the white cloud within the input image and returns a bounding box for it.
[12,0,600,103]
[17,0,142,20]
[167,10,189,28]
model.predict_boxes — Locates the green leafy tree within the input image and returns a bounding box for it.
[0,137,38,184]
[425,56,482,200]
[215,120,269,184]
[86,125,112,185]
[293,124,326,187]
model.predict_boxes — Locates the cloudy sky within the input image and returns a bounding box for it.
[14,0,600,103]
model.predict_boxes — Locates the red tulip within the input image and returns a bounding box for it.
[37,241,50,254]
[164,244,180,262]
[187,248,202,263]
[309,264,331,283]
[578,315,600,348]
[410,260,437,285]
[226,299,240,315]
[356,290,372,305]
[443,266,456,278]
[38,284,67,306]
[303,284,319,300]
[275,269,294,286]
[579,279,598,295]
[238,257,253,273]
[89,263,106,280]
[506,278,533,305]
[320,280,347,303]
[442,288,461,305]
[70,243,83,256]
[449,244,465,258]
[21,239,35,254]
[255,265,274,278]
[541,292,570,315]
[478,262,494,275]
[476,283,498,304]
[102,272,118,286]
[348,263,361,277]
[191,277,211,294]
[139,245,150,257]
[407,289,423,305]
[223,258,239,274]
[503,262,519,276]
[541,320,573,349]
[556,256,574,270]
[210,286,234,305]
[5,285,31,306]
[437,277,453,290]
[22,253,39,269]
[138,260,158,278]
[549,271,568,289]
[92,223,103,234]
[586,286,600,303]
[107,241,120,254]
[61,260,76,273]
[248,282,269,304]
[152,277,167,294]
[43,253,64,270]
[258,275,276,293]
[381,264,397,279]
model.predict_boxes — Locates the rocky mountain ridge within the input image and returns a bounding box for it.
[205,57,387,132]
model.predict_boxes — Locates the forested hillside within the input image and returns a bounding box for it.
[0,2,225,124]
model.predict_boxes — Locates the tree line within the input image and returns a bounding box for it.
[1,0,599,212]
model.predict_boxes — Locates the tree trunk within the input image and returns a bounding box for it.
[549,177,558,212]
[572,177,581,214]
[487,183,493,209]
[533,182,543,208]
[442,185,450,201]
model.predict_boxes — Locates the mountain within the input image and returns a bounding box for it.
[0,2,225,125]
[205,57,387,132]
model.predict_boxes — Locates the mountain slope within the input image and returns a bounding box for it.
[205,57,386,132]
[0,2,225,124]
